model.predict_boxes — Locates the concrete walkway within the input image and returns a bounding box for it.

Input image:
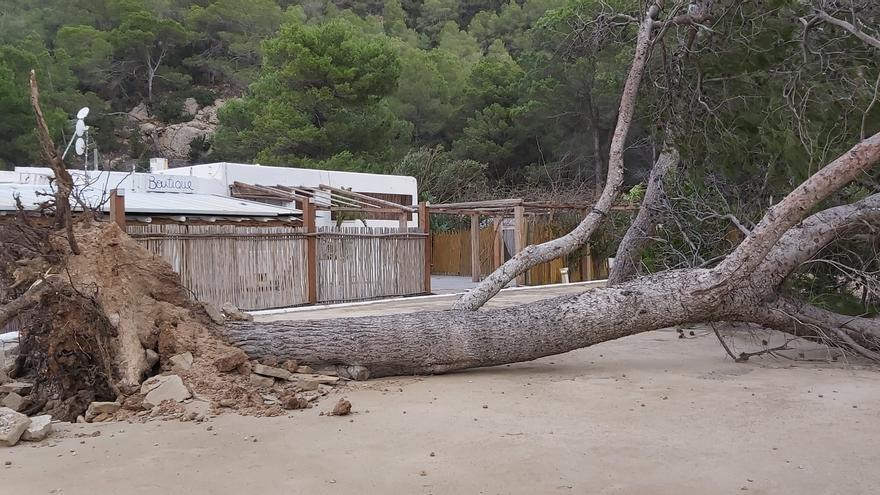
[254,280,605,322]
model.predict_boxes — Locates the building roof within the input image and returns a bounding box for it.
[0,183,300,217]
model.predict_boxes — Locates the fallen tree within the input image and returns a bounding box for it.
[222,133,880,375]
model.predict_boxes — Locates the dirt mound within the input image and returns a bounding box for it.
[2,221,322,421]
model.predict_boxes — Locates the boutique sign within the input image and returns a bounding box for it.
[145,175,197,193]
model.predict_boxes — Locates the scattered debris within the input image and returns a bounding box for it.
[0,382,33,396]
[221,302,253,322]
[2,392,27,412]
[329,399,352,416]
[214,349,249,372]
[203,302,225,325]
[141,375,191,409]
[85,402,120,422]
[145,349,160,368]
[249,374,274,389]
[21,415,52,441]
[280,394,309,410]
[253,364,293,381]
[347,366,370,381]
[280,360,299,373]
[294,379,320,391]
[169,352,194,371]
[0,407,30,447]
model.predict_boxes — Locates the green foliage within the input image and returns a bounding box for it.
[214,18,409,169]
[0,60,34,168]
[392,146,488,202]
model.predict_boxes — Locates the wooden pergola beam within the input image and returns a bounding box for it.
[319,184,415,212]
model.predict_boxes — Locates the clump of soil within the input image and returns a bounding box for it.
[2,221,315,421]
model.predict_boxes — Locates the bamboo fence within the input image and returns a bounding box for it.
[316,227,426,304]
[128,224,427,310]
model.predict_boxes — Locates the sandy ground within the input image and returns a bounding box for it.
[4,287,880,494]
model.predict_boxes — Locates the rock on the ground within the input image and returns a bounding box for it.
[296,365,315,374]
[0,342,19,369]
[347,366,370,381]
[145,349,160,368]
[85,402,120,421]
[2,392,27,412]
[0,371,8,385]
[253,363,292,381]
[221,302,253,322]
[281,360,299,373]
[169,352,194,371]
[293,374,340,385]
[21,415,52,441]
[0,382,32,395]
[294,378,319,391]
[0,407,30,447]
[280,394,309,410]
[330,399,352,416]
[141,375,191,409]
[214,349,248,372]
[203,303,225,325]
[249,374,274,389]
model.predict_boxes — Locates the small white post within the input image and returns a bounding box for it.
[559,267,570,284]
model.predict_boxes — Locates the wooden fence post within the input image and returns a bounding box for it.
[109,188,126,229]
[418,202,432,294]
[399,211,408,232]
[303,199,318,304]
[470,213,480,282]
[514,206,526,286]
[492,215,503,270]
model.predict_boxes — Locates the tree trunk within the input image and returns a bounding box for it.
[224,269,725,377]
[608,146,679,285]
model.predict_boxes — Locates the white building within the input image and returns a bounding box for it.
[0,161,419,227]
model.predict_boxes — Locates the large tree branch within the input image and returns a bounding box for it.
[738,296,880,361]
[756,192,880,288]
[453,2,662,311]
[714,132,880,281]
[814,10,880,51]
[608,146,680,285]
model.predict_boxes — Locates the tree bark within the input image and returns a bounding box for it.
[607,146,680,285]
[224,269,726,377]
[453,3,662,311]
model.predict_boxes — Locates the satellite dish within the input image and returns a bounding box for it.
[76,107,90,119]
[75,119,86,136]
[75,138,86,156]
